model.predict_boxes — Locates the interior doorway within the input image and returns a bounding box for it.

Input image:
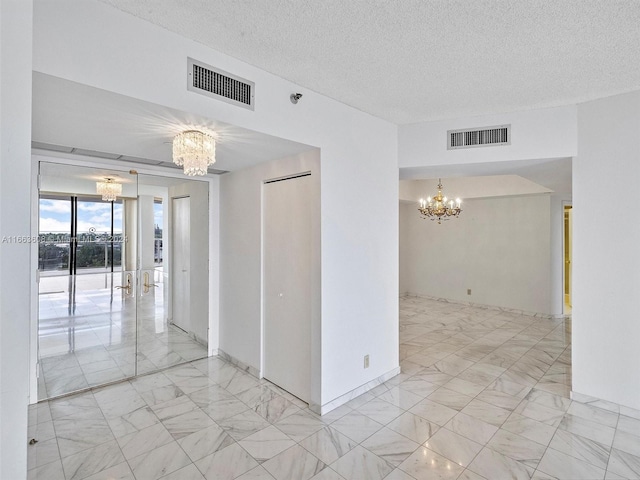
[36,162,209,400]
[564,205,572,315]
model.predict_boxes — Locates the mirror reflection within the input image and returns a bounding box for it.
[37,162,209,400]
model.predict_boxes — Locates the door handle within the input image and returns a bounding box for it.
[116,273,133,295]
[143,272,159,293]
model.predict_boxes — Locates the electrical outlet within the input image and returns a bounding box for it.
[364,354,370,369]
[467,289,471,295]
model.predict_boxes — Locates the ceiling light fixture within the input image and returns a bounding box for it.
[96,178,122,202]
[172,130,216,176]
[418,178,462,224]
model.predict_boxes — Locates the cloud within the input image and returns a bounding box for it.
[113,205,123,221]
[39,217,72,233]
[77,202,112,213]
[39,199,71,214]
[77,220,112,232]
[154,203,163,227]
[40,200,125,233]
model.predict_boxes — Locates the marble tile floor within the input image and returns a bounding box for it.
[39,289,207,400]
[27,296,640,480]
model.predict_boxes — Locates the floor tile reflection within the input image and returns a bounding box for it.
[38,272,207,400]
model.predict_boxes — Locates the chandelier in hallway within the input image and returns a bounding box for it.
[96,178,122,202]
[172,130,216,176]
[418,178,462,224]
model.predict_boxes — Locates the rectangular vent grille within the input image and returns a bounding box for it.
[447,125,510,150]
[187,58,255,110]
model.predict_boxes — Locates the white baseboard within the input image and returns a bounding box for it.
[309,366,401,416]
[571,390,640,417]
[402,292,567,320]
[217,349,260,379]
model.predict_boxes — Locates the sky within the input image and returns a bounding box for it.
[39,198,163,234]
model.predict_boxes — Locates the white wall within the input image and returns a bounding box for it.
[573,90,640,410]
[400,195,553,315]
[220,150,321,405]
[122,198,137,271]
[0,0,33,477]
[399,105,577,168]
[33,0,399,409]
[208,177,220,355]
[137,195,155,271]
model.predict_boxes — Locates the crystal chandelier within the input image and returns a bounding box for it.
[418,178,462,224]
[172,130,216,176]
[96,178,122,202]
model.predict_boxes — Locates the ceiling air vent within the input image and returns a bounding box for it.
[187,58,255,110]
[447,125,510,150]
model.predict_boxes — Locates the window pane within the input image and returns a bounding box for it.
[76,199,122,271]
[154,201,163,265]
[39,198,71,271]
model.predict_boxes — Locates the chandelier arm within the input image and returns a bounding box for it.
[416,179,462,224]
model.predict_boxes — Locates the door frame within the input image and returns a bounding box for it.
[562,202,573,315]
[262,173,312,402]
[259,170,321,409]
[29,152,219,404]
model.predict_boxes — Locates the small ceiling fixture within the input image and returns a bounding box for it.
[172,130,216,176]
[96,178,122,202]
[418,178,462,224]
[290,93,303,104]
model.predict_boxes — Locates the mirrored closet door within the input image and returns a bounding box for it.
[37,162,209,400]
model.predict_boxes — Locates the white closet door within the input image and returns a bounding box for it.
[263,174,311,402]
[172,196,191,333]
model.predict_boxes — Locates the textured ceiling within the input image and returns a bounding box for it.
[98,0,640,124]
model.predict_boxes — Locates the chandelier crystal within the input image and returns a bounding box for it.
[172,130,216,176]
[418,178,462,224]
[96,178,122,202]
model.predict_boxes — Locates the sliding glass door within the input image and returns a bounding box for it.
[37,162,209,400]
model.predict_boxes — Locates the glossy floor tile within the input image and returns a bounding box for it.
[38,272,207,400]
[28,296,640,480]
